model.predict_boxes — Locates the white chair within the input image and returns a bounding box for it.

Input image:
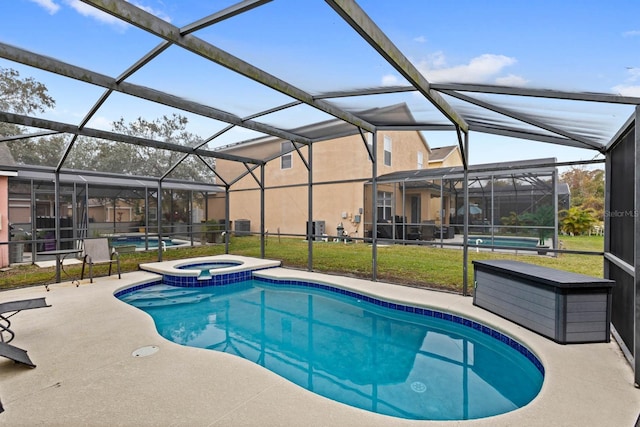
[81,238,121,283]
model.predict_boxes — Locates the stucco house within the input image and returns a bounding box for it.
[210,104,462,240]
[0,143,18,266]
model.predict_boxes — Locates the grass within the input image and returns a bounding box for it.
[0,235,604,293]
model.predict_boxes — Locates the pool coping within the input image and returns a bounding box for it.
[0,255,638,426]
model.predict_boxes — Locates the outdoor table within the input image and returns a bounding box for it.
[36,249,82,288]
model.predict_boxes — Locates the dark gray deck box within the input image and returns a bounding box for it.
[472,260,615,344]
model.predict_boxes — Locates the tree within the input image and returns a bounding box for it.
[518,205,555,245]
[0,67,55,138]
[560,166,604,220]
[559,206,597,235]
[0,67,55,116]
[109,114,210,180]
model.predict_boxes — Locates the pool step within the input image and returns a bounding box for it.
[119,285,204,306]
[129,294,211,308]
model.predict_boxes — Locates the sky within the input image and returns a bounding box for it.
[1,0,640,167]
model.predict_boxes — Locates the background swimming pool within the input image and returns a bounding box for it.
[118,280,543,420]
[468,236,540,248]
[109,236,182,249]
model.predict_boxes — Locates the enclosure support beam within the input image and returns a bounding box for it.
[79,0,376,134]
[307,142,314,272]
[634,105,640,387]
[439,179,444,247]
[325,0,467,132]
[144,187,149,250]
[462,132,470,296]
[260,165,265,259]
[157,182,163,262]
[0,110,260,165]
[54,172,61,253]
[371,132,378,281]
[490,175,495,246]
[442,89,603,151]
[224,187,231,254]
[552,169,559,257]
[0,43,313,148]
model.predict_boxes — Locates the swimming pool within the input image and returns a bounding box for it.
[116,268,544,421]
[468,236,540,249]
[109,235,189,250]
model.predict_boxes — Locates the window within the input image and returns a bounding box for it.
[366,132,373,152]
[281,141,293,169]
[377,191,393,221]
[384,136,392,166]
[417,151,423,169]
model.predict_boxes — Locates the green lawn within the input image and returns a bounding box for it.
[0,235,604,293]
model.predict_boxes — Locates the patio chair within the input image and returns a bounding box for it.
[0,297,50,344]
[0,341,36,368]
[81,238,121,283]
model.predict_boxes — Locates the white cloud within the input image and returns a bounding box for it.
[495,74,529,86]
[87,115,114,131]
[415,53,518,84]
[65,0,129,29]
[131,1,172,23]
[381,74,401,86]
[612,84,640,97]
[426,51,446,68]
[623,30,640,37]
[413,36,427,43]
[29,0,60,14]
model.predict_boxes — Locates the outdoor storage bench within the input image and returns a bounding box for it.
[472,260,615,344]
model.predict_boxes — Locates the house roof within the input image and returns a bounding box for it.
[214,103,424,163]
[375,157,559,183]
[428,145,459,163]
[13,168,223,198]
[0,143,16,167]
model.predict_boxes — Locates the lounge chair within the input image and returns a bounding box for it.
[81,238,121,283]
[0,341,36,368]
[0,297,50,343]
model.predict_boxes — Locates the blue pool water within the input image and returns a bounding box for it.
[177,261,242,270]
[468,236,540,248]
[117,278,544,420]
[110,236,182,249]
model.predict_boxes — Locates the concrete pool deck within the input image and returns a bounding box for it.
[0,256,638,426]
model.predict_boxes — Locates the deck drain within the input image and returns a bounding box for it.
[411,381,427,393]
[132,345,159,358]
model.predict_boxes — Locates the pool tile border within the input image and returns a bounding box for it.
[255,276,545,376]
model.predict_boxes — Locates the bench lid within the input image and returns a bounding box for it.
[472,260,614,288]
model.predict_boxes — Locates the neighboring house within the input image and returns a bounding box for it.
[0,143,18,267]
[211,104,463,240]
[428,145,463,168]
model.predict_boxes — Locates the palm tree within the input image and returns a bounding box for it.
[519,205,555,245]
[559,206,596,236]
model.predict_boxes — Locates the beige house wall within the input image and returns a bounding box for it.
[427,148,463,225]
[211,131,450,239]
[429,148,463,168]
[0,176,9,267]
